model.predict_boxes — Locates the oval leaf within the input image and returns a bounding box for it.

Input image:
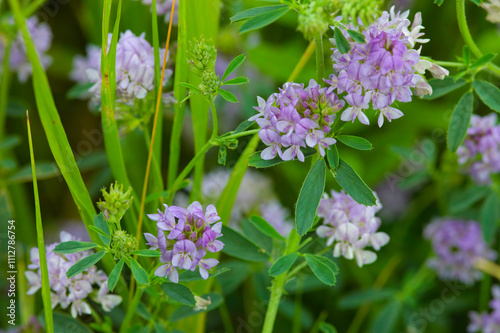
[130,258,149,285]
[470,53,496,69]
[218,89,238,103]
[222,55,246,81]
[230,5,288,22]
[473,80,500,113]
[222,76,249,86]
[220,226,269,262]
[108,258,125,291]
[424,77,467,100]
[337,135,372,150]
[304,254,337,286]
[133,250,161,257]
[480,191,500,245]
[334,27,351,54]
[66,251,106,278]
[295,159,326,236]
[334,159,376,206]
[249,215,285,240]
[238,7,290,34]
[161,282,196,306]
[53,241,99,254]
[326,145,339,169]
[447,91,474,152]
[94,214,111,246]
[347,29,365,43]
[269,253,299,277]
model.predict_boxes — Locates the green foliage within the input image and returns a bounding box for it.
[338,289,397,309]
[162,282,196,306]
[296,159,326,236]
[304,254,337,286]
[424,77,467,100]
[480,191,500,244]
[218,89,238,103]
[66,251,106,278]
[369,299,402,333]
[333,159,376,206]
[220,225,270,262]
[447,91,474,152]
[473,80,500,113]
[249,215,286,241]
[334,27,351,54]
[169,293,223,322]
[234,5,291,34]
[221,54,246,81]
[108,259,125,292]
[94,214,111,246]
[268,253,299,277]
[337,135,373,150]
[53,241,99,254]
[130,258,149,285]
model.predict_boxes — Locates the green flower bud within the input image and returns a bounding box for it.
[341,0,382,25]
[188,37,217,76]
[110,230,136,260]
[97,181,133,224]
[298,0,341,40]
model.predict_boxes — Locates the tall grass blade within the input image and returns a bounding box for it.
[27,111,54,333]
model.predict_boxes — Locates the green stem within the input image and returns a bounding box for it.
[456,0,500,77]
[218,129,259,141]
[433,60,465,68]
[22,0,47,17]
[121,286,144,332]
[286,247,329,279]
[209,100,218,141]
[315,34,324,83]
[0,36,12,160]
[262,231,301,333]
[27,113,54,333]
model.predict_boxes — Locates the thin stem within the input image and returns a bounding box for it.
[262,274,287,333]
[22,0,47,17]
[0,36,12,159]
[456,0,500,77]
[315,34,324,83]
[209,100,218,141]
[27,112,54,333]
[218,129,259,141]
[434,60,465,68]
[289,40,316,82]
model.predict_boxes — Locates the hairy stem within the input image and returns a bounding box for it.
[456,0,500,77]
[315,34,324,83]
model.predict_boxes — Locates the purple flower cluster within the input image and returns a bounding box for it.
[469,285,500,333]
[71,30,172,104]
[25,231,122,318]
[250,79,344,161]
[144,202,224,283]
[327,7,448,127]
[0,17,52,82]
[316,190,389,267]
[424,219,496,284]
[457,114,500,184]
[140,0,179,24]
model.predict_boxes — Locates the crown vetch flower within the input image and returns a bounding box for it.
[456,114,500,184]
[468,285,500,332]
[327,7,448,127]
[250,79,344,162]
[316,190,389,267]
[0,17,52,82]
[424,218,497,284]
[25,231,122,318]
[71,30,172,104]
[145,202,224,283]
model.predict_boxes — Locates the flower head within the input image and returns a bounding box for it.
[316,190,388,267]
[424,218,497,284]
[146,202,224,282]
[456,114,500,184]
[25,231,122,318]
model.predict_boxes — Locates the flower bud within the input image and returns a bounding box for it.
[97,181,133,224]
[111,230,137,260]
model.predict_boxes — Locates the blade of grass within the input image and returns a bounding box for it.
[100,0,142,232]
[186,0,220,203]
[27,111,54,333]
[0,37,12,159]
[8,0,129,305]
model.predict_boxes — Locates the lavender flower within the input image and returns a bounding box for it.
[140,0,179,24]
[250,80,344,161]
[457,114,500,184]
[424,218,497,284]
[469,285,500,332]
[145,202,224,283]
[25,231,122,318]
[71,30,172,104]
[327,7,448,127]
[316,190,389,267]
[0,17,52,82]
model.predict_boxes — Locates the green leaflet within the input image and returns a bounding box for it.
[447,91,474,152]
